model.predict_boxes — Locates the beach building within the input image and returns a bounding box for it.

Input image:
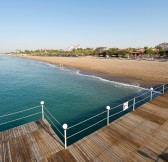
[95,47,108,57]
[65,44,81,51]
[95,47,108,52]
[156,42,168,50]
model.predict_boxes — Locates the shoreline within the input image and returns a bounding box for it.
[19,55,168,88]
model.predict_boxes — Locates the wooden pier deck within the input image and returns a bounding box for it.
[0,93,168,161]
[66,92,168,162]
[0,120,64,162]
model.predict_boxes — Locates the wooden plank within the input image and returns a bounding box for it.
[47,149,77,162]
[69,145,90,162]
[133,108,166,125]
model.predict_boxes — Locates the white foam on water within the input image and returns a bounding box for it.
[43,62,146,90]
[44,62,71,72]
[75,70,146,90]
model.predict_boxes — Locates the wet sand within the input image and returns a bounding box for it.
[21,56,168,88]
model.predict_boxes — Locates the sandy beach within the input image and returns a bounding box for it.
[21,56,168,87]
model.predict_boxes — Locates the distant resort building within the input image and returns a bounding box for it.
[15,49,22,53]
[131,47,158,55]
[95,47,108,57]
[65,44,80,51]
[156,42,168,50]
[131,48,144,55]
[95,47,108,52]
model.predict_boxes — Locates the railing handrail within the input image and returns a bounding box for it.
[0,105,41,129]
[109,102,124,111]
[67,110,107,130]
[67,117,107,139]
[134,95,150,105]
[0,105,40,118]
[43,106,64,137]
[44,106,62,127]
[44,113,64,137]
[134,90,150,99]
[153,84,164,90]
[0,112,41,126]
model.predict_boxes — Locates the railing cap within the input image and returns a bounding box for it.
[40,101,44,105]
[106,106,110,110]
[63,123,68,130]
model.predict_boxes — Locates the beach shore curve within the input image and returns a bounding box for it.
[20,55,168,88]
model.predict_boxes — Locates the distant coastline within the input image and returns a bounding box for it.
[19,55,168,88]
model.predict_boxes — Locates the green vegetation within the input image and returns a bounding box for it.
[11,44,168,59]
[12,48,95,57]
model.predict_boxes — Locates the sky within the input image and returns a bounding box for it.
[0,0,168,52]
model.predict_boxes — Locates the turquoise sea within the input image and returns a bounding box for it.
[0,56,147,144]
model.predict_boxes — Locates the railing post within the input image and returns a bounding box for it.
[40,101,44,120]
[163,85,165,94]
[63,124,68,149]
[133,98,135,111]
[150,88,153,101]
[106,106,110,126]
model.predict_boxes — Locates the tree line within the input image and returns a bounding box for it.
[11,46,168,58]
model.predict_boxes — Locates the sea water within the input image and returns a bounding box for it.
[0,56,146,143]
